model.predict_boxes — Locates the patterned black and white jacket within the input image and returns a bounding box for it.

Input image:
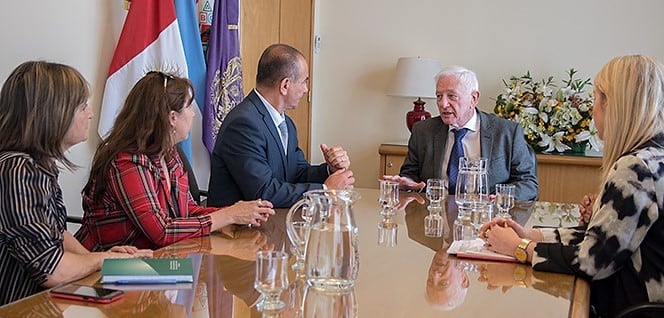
[532,137,664,317]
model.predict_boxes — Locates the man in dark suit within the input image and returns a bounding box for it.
[383,66,538,201]
[208,44,354,208]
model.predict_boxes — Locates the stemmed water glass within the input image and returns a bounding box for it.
[287,218,309,272]
[255,251,289,311]
[425,178,446,207]
[379,180,400,216]
[495,184,515,219]
[286,195,315,273]
[424,179,445,237]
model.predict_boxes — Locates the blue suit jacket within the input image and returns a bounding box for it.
[400,111,539,201]
[207,90,329,208]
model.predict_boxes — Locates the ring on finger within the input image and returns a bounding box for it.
[257,199,263,207]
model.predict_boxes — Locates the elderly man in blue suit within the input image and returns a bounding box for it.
[383,65,538,201]
[208,44,355,209]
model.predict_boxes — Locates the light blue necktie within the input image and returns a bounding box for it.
[447,128,469,194]
[278,120,288,154]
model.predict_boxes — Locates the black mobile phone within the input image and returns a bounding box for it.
[50,284,124,304]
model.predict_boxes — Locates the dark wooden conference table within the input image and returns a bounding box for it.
[0,188,589,317]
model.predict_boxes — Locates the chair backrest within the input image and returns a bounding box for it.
[176,144,203,205]
[66,215,83,233]
[616,302,664,318]
[66,216,82,224]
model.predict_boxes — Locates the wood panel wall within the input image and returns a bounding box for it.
[240,0,313,158]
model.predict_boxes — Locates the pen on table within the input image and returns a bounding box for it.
[114,279,178,285]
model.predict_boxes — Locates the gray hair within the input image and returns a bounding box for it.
[435,65,479,92]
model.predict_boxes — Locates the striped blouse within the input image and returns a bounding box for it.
[0,152,66,306]
[75,149,217,251]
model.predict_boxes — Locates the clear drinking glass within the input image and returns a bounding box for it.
[425,178,446,207]
[495,184,515,219]
[288,220,309,272]
[255,251,289,311]
[287,195,315,273]
[379,180,400,216]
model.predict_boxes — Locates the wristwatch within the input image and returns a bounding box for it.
[514,238,532,263]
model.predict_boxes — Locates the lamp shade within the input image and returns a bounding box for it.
[387,57,442,99]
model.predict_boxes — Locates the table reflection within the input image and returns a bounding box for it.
[0,188,587,318]
[377,216,398,247]
[93,211,293,318]
[208,211,290,314]
[403,193,535,253]
[402,192,579,313]
[425,250,470,311]
[476,259,574,300]
[302,287,357,318]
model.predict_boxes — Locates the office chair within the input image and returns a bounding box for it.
[65,215,83,232]
[176,144,208,206]
[66,216,83,224]
[615,302,664,318]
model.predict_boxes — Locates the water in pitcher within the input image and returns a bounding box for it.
[305,224,359,291]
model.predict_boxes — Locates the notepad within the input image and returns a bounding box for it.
[447,239,518,263]
[101,258,194,284]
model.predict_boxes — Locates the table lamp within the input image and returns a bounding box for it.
[387,57,442,132]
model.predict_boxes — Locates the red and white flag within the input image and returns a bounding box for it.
[99,0,186,137]
[98,0,210,185]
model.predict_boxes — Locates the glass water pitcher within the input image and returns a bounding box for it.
[289,189,361,292]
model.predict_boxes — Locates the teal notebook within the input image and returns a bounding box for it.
[101,258,194,284]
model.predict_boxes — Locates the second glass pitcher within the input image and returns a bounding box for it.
[454,157,489,207]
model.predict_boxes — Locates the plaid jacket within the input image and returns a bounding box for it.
[76,149,216,250]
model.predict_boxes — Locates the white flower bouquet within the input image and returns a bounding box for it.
[494,69,602,153]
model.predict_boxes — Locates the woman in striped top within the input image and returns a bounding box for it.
[75,72,275,251]
[0,61,153,306]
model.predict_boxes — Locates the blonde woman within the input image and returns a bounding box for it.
[481,55,664,316]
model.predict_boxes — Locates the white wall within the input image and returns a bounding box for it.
[0,1,125,217]
[311,0,664,188]
[2,0,664,217]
